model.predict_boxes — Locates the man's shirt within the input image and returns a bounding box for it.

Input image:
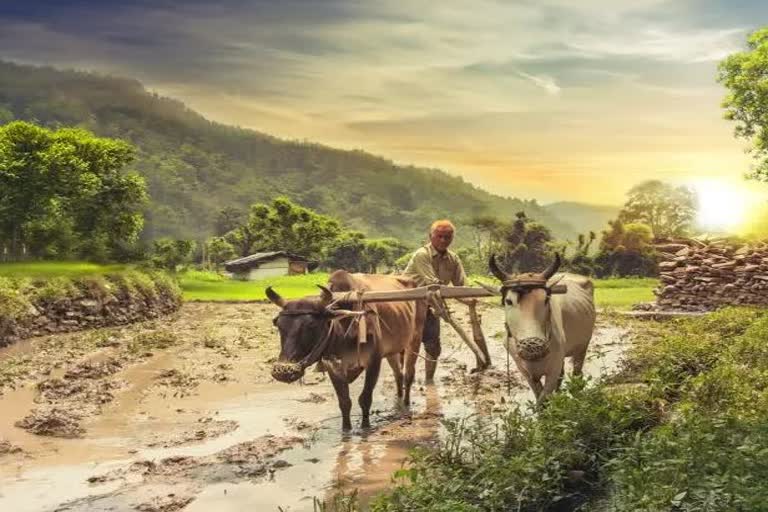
[404,244,466,287]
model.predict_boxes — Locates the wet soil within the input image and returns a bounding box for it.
[0,301,632,512]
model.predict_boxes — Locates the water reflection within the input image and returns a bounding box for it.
[324,385,444,509]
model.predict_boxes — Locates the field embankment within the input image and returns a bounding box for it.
[0,263,181,347]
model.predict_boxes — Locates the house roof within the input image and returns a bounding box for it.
[224,251,310,272]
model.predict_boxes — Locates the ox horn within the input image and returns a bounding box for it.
[317,285,334,307]
[541,253,562,280]
[265,286,286,308]
[488,254,509,282]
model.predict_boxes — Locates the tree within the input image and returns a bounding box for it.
[225,197,343,259]
[559,231,597,275]
[206,236,236,268]
[363,238,410,273]
[214,207,244,237]
[617,180,695,240]
[152,239,196,271]
[324,231,367,272]
[719,28,768,181]
[0,121,146,260]
[498,212,555,273]
[594,220,657,277]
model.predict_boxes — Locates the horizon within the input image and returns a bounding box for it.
[2,1,768,206]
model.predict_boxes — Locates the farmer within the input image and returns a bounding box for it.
[403,219,467,384]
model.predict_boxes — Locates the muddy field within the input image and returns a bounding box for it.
[0,301,631,512]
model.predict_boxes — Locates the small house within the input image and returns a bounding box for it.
[224,251,316,281]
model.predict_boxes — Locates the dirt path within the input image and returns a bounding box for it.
[0,302,631,512]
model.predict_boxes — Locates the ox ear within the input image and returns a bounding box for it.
[488,254,508,282]
[265,286,286,308]
[317,285,334,307]
[541,253,562,280]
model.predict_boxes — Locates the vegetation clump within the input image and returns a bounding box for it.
[366,307,768,512]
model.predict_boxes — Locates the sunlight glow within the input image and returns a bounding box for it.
[692,179,761,232]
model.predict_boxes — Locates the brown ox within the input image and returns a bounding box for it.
[266,270,426,430]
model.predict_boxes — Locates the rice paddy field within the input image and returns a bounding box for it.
[0,263,658,310]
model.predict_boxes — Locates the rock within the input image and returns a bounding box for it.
[15,408,85,438]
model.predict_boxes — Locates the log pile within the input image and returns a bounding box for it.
[654,238,768,311]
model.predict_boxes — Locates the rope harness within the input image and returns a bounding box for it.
[276,294,384,370]
[498,275,565,364]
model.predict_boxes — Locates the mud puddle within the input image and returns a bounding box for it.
[0,302,631,512]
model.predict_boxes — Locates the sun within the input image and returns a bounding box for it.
[691,179,757,232]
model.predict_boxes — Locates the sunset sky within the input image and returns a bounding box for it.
[2,0,768,205]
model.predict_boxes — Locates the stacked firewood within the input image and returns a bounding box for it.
[654,238,768,311]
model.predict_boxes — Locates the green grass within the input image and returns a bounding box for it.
[0,261,125,278]
[472,274,657,311]
[594,278,657,310]
[179,271,331,301]
[181,271,657,308]
[0,264,658,308]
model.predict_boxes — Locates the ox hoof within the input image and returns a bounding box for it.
[469,364,490,374]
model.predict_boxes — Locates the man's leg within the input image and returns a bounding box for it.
[423,308,441,384]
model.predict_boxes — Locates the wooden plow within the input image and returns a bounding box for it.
[328,284,499,369]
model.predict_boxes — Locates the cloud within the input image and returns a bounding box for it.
[517,72,561,95]
[0,0,764,203]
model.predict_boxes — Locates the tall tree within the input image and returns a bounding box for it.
[617,180,696,240]
[719,28,768,181]
[0,121,146,260]
[498,211,555,273]
[594,220,657,277]
[214,207,244,237]
[225,197,342,259]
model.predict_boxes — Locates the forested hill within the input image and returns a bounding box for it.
[0,60,577,246]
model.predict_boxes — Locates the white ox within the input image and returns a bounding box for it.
[489,253,596,403]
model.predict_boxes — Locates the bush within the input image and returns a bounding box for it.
[369,308,768,512]
[372,379,660,512]
[0,277,33,322]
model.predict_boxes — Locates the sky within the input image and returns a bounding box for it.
[1,0,767,206]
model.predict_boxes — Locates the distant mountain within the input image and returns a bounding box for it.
[0,60,577,246]
[543,201,620,238]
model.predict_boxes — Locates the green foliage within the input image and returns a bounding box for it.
[617,180,696,239]
[151,238,196,271]
[555,230,597,275]
[224,197,342,259]
[362,238,410,272]
[0,276,32,321]
[496,211,556,273]
[369,308,768,512]
[595,220,658,277]
[372,379,658,512]
[605,310,768,511]
[214,206,244,236]
[0,121,146,261]
[324,231,368,271]
[0,60,576,246]
[205,236,237,268]
[0,261,124,278]
[459,216,506,275]
[24,277,79,303]
[719,28,768,181]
